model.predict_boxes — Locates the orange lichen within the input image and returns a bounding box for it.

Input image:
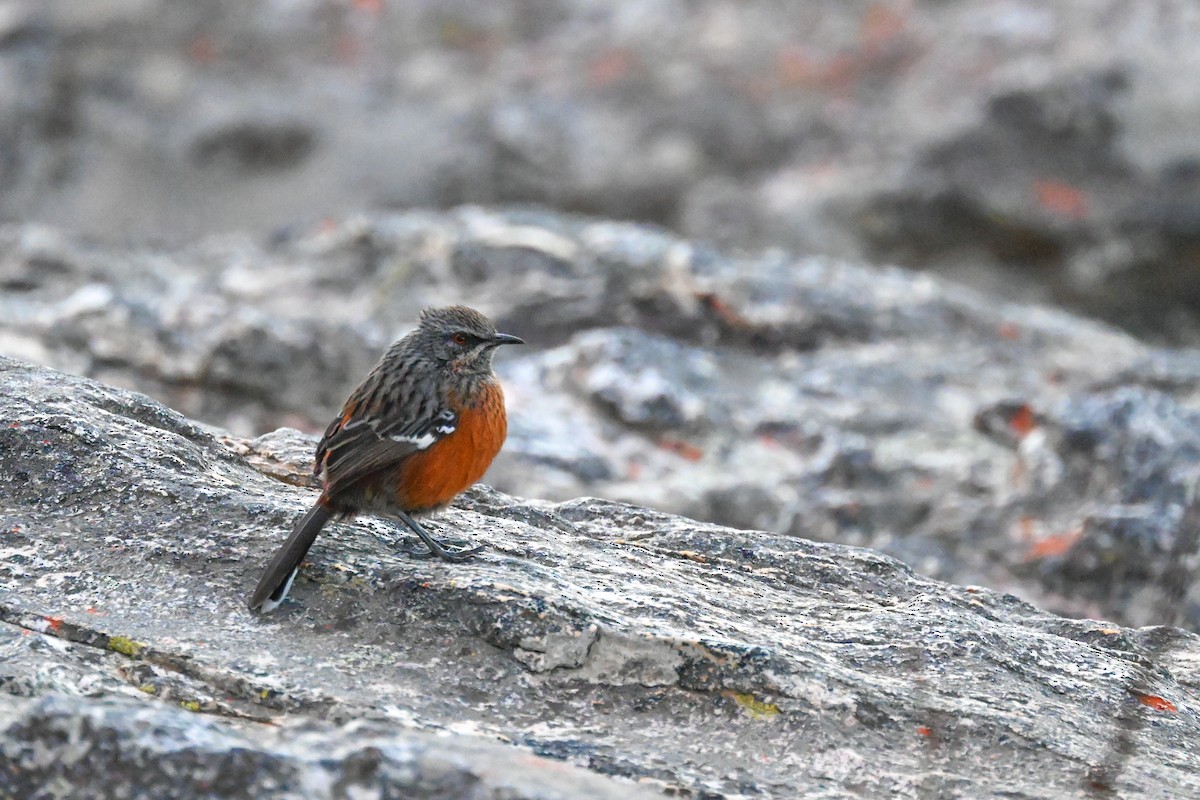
[1022,529,1083,561]
[1034,179,1089,220]
[1008,404,1037,438]
[1133,692,1177,713]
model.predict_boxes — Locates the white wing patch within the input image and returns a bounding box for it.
[432,409,457,434]
[387,409,456,450]
[390,431,437,449]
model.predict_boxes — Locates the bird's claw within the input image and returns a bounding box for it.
[404,543,484,562]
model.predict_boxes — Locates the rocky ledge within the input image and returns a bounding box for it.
[7,209,1200,635]
[1,356,1199,798]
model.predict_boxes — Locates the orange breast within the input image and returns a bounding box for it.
[395,381,507,512]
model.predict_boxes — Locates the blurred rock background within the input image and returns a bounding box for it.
[7,0,1200,340]
[4,0,1200,631]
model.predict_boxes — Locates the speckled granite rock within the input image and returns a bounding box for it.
[0,694,655,800]
[6,210,1200,634]
[2,357,1200,799]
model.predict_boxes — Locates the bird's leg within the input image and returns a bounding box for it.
[396,509,484,562]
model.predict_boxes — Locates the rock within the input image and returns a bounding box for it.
[0,695,654,800]
[3,2,1200,340]
[6,208,1200,636]
[3,355,1200,798]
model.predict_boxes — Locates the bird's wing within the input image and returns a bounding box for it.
[316,407,458,492]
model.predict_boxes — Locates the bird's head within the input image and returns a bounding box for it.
[418,305,524,375]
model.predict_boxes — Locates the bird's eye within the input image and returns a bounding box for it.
[450,332,469,346]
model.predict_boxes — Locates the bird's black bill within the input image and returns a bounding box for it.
[491,333,524,346]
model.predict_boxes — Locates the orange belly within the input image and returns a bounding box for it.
[395,382,507,512]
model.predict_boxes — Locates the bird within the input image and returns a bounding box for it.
[247,305,524,613]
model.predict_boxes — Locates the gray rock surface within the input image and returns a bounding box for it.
[5,208,1200,635]
[3,355,1200,798]
[1,695,654,800]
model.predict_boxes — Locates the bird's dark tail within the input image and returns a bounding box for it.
[248,501,334,613]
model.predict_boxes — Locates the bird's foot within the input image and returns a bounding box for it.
[395,509,484,563]
[403,542,484,562]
